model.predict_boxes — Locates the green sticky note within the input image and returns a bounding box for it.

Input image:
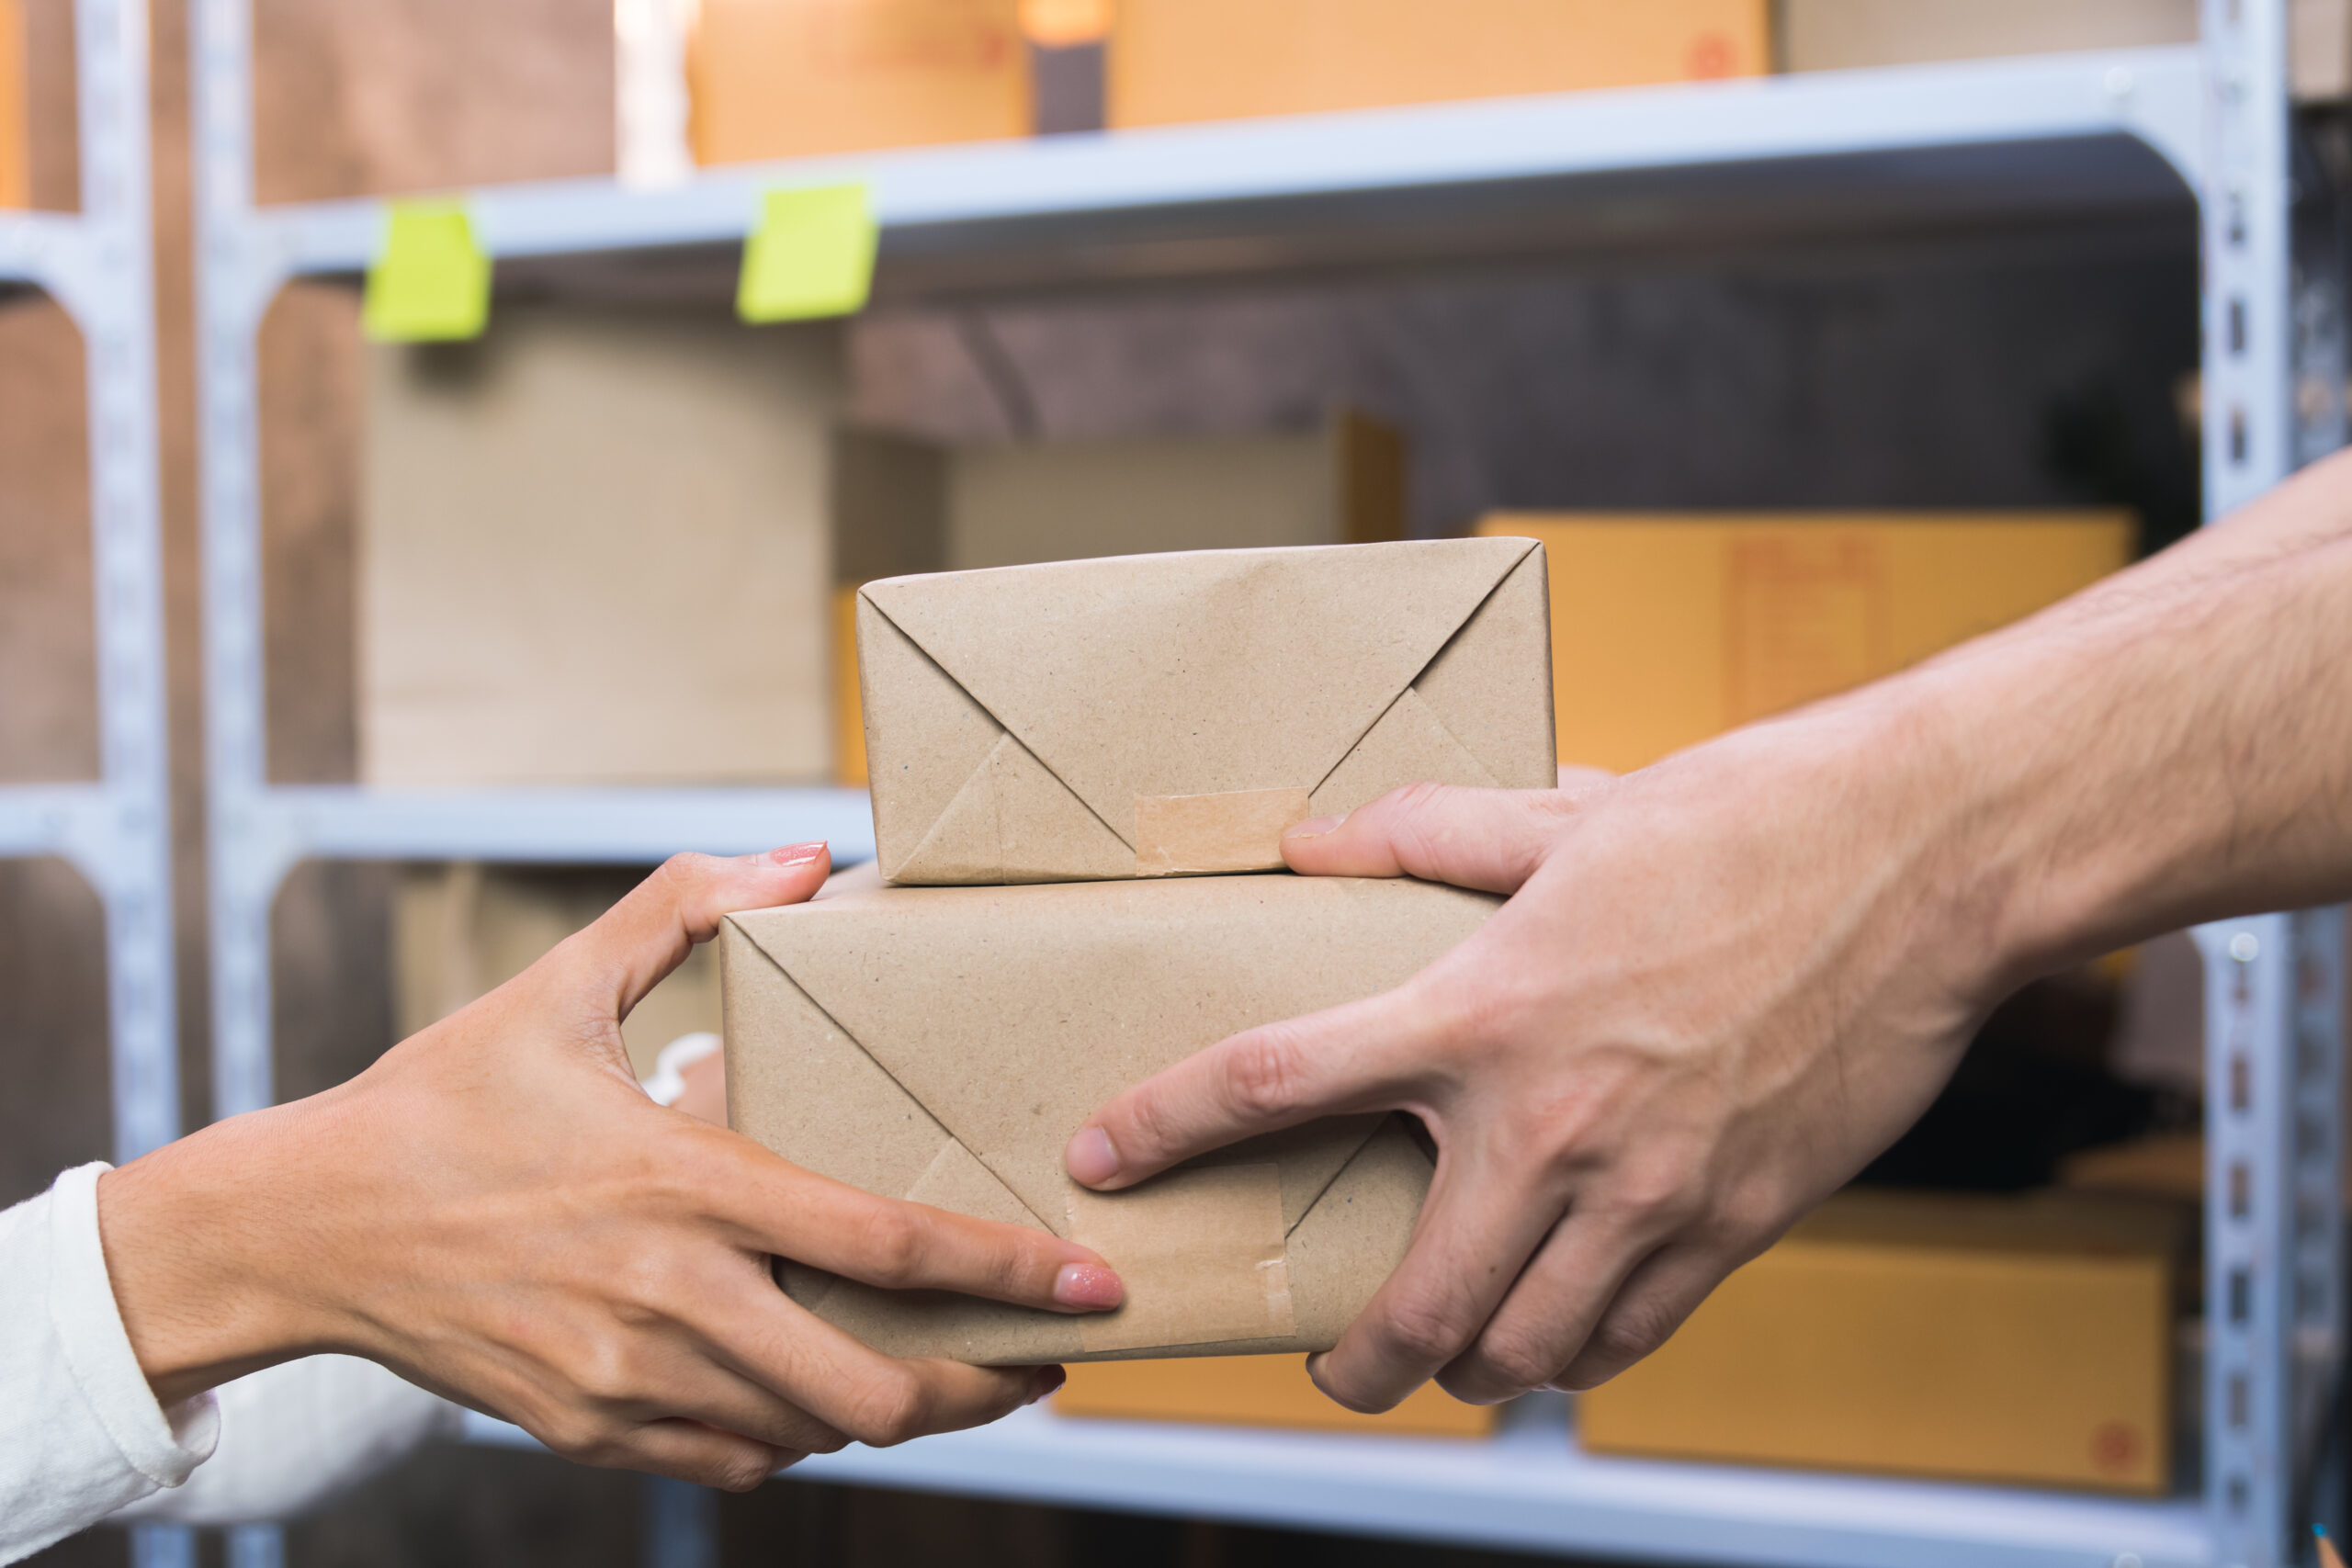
[737,184,876,324]
[363,203,491,343]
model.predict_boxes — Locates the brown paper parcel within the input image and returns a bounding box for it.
[720,872,1498,1362]
[856,537,1555,885]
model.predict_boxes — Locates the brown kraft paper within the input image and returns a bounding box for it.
[1134,788,1313,875]
[856,538,1556,886]
[1069,1165,1295,1351]
[721,870,1496,1362]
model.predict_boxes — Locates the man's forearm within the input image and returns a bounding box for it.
[1871,451,2352,992]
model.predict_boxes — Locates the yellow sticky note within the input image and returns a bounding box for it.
[737,185,876,324]
[363,203,491,343]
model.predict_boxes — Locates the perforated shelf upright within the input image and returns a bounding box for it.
[0,1,180,1562]
[186,0,2344,1562]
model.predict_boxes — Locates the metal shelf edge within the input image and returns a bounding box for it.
[249,784,877,865]
[460,1405,2211,1568]
[253,46,2205,277]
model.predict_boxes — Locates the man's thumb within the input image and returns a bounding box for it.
[1280,783,1577,895]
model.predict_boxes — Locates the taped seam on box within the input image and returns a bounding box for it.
[1068,1164,1297,1352]
[1133,787,1312,875]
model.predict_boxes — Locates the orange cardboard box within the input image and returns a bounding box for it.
[1476,512,2132,773]
[689,0,1030,164]
[0,0,25,209]
[1108,0,1767,130]
[1057,1353,1495,1438]
[1579,1189,2182,1494]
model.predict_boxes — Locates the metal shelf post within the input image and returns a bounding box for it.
[2198,1,2351,1563]
[0,0,182,1559]
[0,0,176,1163]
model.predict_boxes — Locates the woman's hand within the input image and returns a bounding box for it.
[99,845,1123,1489]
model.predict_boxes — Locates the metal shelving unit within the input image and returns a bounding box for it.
[1,0,174,1168]
[184,1,2343,1564]
[0,5,182,1563]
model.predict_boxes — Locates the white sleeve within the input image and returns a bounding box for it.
[114,1355,460,1526]
[0,1164,220,1565]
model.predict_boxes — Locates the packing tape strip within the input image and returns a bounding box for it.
[1133,788,1313,876]
[1068,1163,1296,1353]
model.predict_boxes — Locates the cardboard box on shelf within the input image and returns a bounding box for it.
[0,0,24,209]
[361,303,840,788]
[689,0,1030,165]
[393,863,718,1078]
[829,413,1408,789]
[1108,0,1766,130]
[721,870,1494,1361]
[1781,0,2352,100]
[1579,1188,2186,1495]
[855,536,1555,883]
[1476,512,2133,774]
[1056,1353,1496,1437]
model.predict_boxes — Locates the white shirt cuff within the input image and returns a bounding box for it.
[47,1163,220,1488]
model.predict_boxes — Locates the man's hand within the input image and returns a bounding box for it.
[1069,446,2352,1414]
[1065,746,1989,1412]
[99,845,1124,1490]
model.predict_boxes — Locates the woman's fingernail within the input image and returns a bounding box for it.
[1284,815,1344,841]
[1053,1262,1125,1310]
[1027,1365,1068,1404]
[771,842,827,865]
[1064,1126,1121,1185]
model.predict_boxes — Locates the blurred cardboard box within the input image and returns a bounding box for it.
[393,863,718,1077]
[830,413,1408,787]
[690,0,1029,164]
[361,304,838,787]
[253,0,614,203]
[0,0,24,209]
[1476,512,2132,773]
[1781,0,2352,100]
[1109,0,1767,130]
[1057,1353,1496,1437]
[1579,1188,2184,1494]
[855,537,1554,884]
[722,872,1493,1360]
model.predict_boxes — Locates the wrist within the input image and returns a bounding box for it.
[97,1097,358,1404]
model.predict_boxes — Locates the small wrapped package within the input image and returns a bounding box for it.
[720,871,1497,1362]
[855,537,1555,885]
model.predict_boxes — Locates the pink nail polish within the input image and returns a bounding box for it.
[1054,1262,1124,1310]
[1064,1126,1120,1185]
[771,842,827,865]
[1284,815,1344,841]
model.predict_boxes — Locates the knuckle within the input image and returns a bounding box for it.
[1220,1028,1306,1122]
[803,1426,851,1456]
[1582,1303,1681,1382]
[853,1203,926,1287]
[537,1408,615,1463]
[655,851,715,890]
[571,1331,642,1406]
[1119,1086,1181,1162]
[1477,1326,1563,1393]
[849,1371,933,1448]
[1375,1286,1474,1367]
[712,1449,775,1492]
